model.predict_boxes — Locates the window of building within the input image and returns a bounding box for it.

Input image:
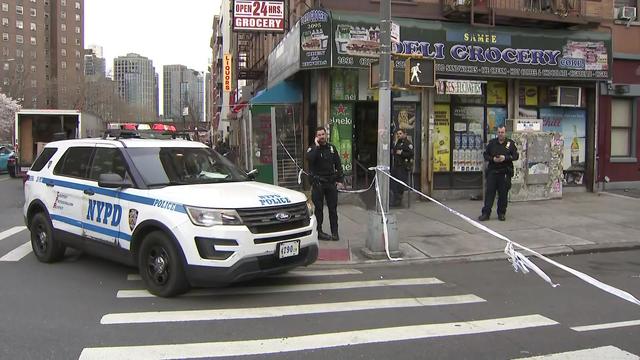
[61,61,66,69]
[30,22,36,30]
[2,17,7,26]
[2,78,8,85]
[75,26,79,34]
[1,3,8,12]
[16,34,23,43]
[75,1,80,9]
[16,20,23,29]
[30,0,36,3]
[75,49,80,57]
[30,79,36,87]
[75,14,80,21]
[61,0,66,5]
[30,36,36,45]
[61,23,66,31]
[61,11,66,19]
[61,36,66,44]
[16,48,23,57]
[16,5,23,15]
[61,48,66,56]
[611,98,637,159]
[75,38,79,45]
[1,47,8,55]
[30,8,36,16]
[2,62,8,70]
[17,64,23,72]
[30,64,36,72]
[614,0,637,7]
[31,51,36,59]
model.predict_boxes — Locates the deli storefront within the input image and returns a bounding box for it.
[270,10,611,198]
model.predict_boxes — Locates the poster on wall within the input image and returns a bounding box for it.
[433,104,451,172]
[519,86,538,106]
[486,107,507,140]
[539,107,586,185]
[487,81,507,105]
[331,69,358,101]
[452,106,484,172]
[330,102,353,173]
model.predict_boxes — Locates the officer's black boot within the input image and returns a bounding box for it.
[318,231,332,241]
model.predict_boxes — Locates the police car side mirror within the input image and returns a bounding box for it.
[98,173,132,189]
[246,168,259,180]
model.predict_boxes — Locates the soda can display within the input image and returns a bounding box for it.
[454,133,461,149]
[461,133,468,149]
[452,149,459,171]
[475,134,483,149]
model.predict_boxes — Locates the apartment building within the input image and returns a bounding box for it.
[113,53,157,122]
[1,0,84,109]
[163,64,204,127]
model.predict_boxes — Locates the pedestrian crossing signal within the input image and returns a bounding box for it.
[405,58,435,88]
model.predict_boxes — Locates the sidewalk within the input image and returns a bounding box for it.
[316,191,640,264]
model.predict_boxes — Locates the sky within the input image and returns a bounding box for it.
[84,0,221,116]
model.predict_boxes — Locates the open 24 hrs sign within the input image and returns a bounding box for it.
[233,0,285,32]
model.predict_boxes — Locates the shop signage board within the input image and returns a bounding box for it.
[328,14,611,80]
[223,53,233,92]
[300,8,332,68]
[437,80,483,95]
[233,0,285,32]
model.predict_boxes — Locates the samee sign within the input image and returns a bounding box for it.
[224,53,233,92]
[233,0,284,32]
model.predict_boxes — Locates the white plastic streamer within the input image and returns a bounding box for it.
[373,169,402,261]
[380,171,640,307]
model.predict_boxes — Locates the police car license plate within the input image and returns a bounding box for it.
[277,240,300,259]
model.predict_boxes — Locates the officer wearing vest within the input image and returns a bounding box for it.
[479,125,519,221]
[391,129,414,207]
[307,126,344,241]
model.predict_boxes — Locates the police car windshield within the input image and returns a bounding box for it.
[127,147,248,187]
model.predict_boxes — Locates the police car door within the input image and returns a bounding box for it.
[84,145,127,245]
[49,146,95,238]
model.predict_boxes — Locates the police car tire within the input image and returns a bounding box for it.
[138,231,189,297]
[30,212,66,263]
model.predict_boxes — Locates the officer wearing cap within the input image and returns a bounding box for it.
[479,125,519,221]
[306,126,344,241]
[391,129,414,207]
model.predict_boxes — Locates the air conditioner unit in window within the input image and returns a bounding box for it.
[618,6,637,20]
[549,86,582,107]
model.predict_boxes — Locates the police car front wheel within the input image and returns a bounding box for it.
[138,231,189,297]
[30,212,66,263]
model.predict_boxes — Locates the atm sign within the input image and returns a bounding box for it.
[233,0,284,32]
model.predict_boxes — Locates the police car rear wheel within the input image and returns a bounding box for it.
[30,212,65,263]
[139,231,189,297]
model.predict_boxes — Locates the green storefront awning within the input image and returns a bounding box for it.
[250,81,302,105]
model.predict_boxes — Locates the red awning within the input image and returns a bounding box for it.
[232,101,248,113]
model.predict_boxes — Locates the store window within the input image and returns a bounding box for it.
[611,98,636,159]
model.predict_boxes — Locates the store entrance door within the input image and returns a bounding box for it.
[353,102,378,188]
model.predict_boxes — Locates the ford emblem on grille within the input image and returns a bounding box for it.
[275,212,291,221]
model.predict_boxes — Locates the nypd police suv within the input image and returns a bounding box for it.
[23,135,318,297]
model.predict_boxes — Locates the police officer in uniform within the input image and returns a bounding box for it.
[479,125,519,221]
[391,129,414,207]
[307,127,344,241]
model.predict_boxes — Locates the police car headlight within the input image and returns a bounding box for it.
[185,206,241,227]
[306,201,315,217]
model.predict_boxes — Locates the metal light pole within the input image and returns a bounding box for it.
[363,0,400,259]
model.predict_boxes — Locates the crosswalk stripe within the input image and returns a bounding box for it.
[512,345,639,359]
[0,242,32,262]
[0,226,27,241]
[101,294,486,324]
[570,319,640,332]
[80,314,558,360]
[116,277,444,298]
[271,269,363,277]
[126,269,363,281]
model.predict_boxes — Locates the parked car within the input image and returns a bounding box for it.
[0,145,15,174]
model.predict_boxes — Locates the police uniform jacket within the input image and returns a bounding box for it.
[307,142,344,183]
[392,138,414,171]
[483,137,519,173]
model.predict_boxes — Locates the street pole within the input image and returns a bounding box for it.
[363,0,400,259]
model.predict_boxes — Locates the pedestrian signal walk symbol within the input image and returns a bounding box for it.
[405,58,435,88]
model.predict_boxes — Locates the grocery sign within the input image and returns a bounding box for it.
[233,0,285,32]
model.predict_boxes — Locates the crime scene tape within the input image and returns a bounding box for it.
[378,169,640,307]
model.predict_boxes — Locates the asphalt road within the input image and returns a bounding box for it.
[1,174,639,360]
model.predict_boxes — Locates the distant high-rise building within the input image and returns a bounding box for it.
[163,65,204,125]
[1,0,85,109]
[84,48,106,79]
[113,53,157,121]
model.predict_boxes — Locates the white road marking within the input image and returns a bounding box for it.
[0,226,27,241]
[570,319,640,332]
[80,315,558,360]
[116,277,444,298]
[0,177,9,182]
[271,269,363,277]
[0,242,32,262]
[101,294,486,324]
[127,274,141,281]
[513,345,639,359]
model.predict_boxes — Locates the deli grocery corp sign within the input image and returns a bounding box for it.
[233,0,284,32]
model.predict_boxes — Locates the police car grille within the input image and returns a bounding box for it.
[237,202,310,234]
